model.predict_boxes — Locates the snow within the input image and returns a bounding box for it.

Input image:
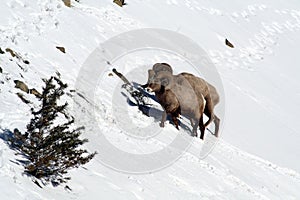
[0,0,300,199]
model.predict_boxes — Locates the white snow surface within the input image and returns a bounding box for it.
[0,0,300,199]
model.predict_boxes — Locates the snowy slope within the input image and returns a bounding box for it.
[0,0,300,199]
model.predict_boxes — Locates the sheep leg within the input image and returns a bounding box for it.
[213,115,220,137]
[204,108,220,137]
[204,98,215,128]
[190,118,194,128]
[171,114,179,130]
[160,110,167,128]
[199,115,205,140]
[192,116,200,137]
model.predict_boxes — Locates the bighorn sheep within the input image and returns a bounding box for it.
[147,70,206,138]
[143,63,220,138]
[146,69,180,128]
[180,72,220,137]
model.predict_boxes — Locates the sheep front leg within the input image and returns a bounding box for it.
[160,110,167,128]
[171,114,179,130]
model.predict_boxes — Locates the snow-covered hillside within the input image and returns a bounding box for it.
[0,0,300,199]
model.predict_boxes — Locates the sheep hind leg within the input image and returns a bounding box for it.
[160,110,167,128]
[199,115,205,140]
[203,98,215,128]
[191,117,200,137]
[190,118,194,128]
[213,115,220,137]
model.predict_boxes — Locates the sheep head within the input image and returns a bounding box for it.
[147,71,173,93]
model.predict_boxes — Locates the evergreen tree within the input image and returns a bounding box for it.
[10,75,96,186]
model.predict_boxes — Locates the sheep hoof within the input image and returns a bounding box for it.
[192,131,198,137]
[159,123,165,128]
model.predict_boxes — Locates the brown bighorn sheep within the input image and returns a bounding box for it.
[143,63,220,138]
[147,70,206,138]
[146,69,181,129]
[180,72,220,137]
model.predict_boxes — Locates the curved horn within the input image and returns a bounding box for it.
[153,63,173,74]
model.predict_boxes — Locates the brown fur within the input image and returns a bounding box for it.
[147,70,206,138]
[144,63,220,138]
[180,72,220,137]
[146,69,180,128]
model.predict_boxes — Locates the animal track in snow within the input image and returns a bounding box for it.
[166,0,178,6]
[178,143,272,199]
[74,4,144,35]
[209,7,300,71]
[177,2,300,71]
[229,4,267,22]
[0,0,62,46]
